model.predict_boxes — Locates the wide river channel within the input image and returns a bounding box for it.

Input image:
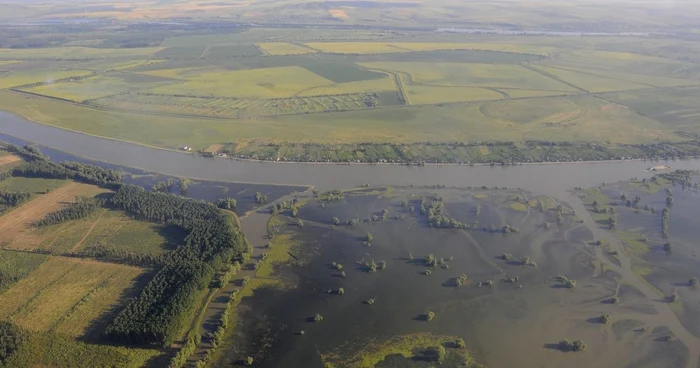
[2,110,700,195]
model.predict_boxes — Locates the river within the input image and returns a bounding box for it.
[1,110,700,195]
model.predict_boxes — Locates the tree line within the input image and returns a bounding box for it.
[35,197,101,227]
[12,160,122,188]
[104,185,249,346]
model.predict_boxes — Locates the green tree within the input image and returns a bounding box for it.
[337,287,345,295]
[365,232,373,243]
[297,219,304,228]
[245,356,254,366]
[425,311,435,321]
[690,277,698,287]
[425,253,437,267]
[314,313,324,322]
[178,178,190,196]
[454,338,466,348]
[600,314,611,324]
[663,242,672,253]
[332,217,340,225]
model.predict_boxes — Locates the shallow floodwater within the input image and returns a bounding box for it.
[218,188,689,368]
[2,111,700,195]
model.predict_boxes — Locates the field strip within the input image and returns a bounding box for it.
[0,182,108,250]
[69,208,107,252]
[537,64,658,88]
[3,261,80,320]
[0,182,82,233]
[0,154,21,166]
[521,64,588,93]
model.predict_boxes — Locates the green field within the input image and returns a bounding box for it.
[0,250,48,293]
[3,332,160,368]
[21,72,176,102]
[257,42,316,56]
[142,66,335,98]
[34,209,185,255]
[0,177,68,194]
[0,14,698,164]
[0,256,144,336]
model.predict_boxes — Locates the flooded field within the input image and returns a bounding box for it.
[580,171,700,347]
[217,187,690,368]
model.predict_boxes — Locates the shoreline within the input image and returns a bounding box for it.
[0,109,687,170]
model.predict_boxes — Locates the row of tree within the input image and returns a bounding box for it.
[104,185,249,346]
[35,197,101,227]
[12,160,122,188]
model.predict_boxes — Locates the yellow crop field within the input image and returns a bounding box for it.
[0,70,94,89]
[303,42,555,55]
[0,60,21,66]
[256,42,316,55]
[404,85,503,104]
[528,65,648,92]
[296,76,396,96]
[0,47,163,59]
[23,74,175,102]
[359,62,577,91]
[0,257,144,337]
[144,66,335,98]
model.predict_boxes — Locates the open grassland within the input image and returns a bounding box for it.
[545,50,700,80]
[0,256,144,337]
[360,62,577,91]
[301,62,387,83]
[0,47,162,60]
[22,72,177,102]
[93,92,387,118]
[257,42,317,55]
[295,76,396,97]
[142,66,335,98]
[0,181,110,250]
[205,43,262,58]
[0,176,68,195]
[0,69,94,89]
[537,63,699,89]
[603,87,700,131]
[0,89,687,151]
[4,332,161,368]
[403,85,503,104]
[528,64,647,92]
[304,42,555,55]
[0,250,48,293]
[35,208,184,254]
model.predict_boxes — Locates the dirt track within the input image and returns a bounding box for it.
[0,182,108,250]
